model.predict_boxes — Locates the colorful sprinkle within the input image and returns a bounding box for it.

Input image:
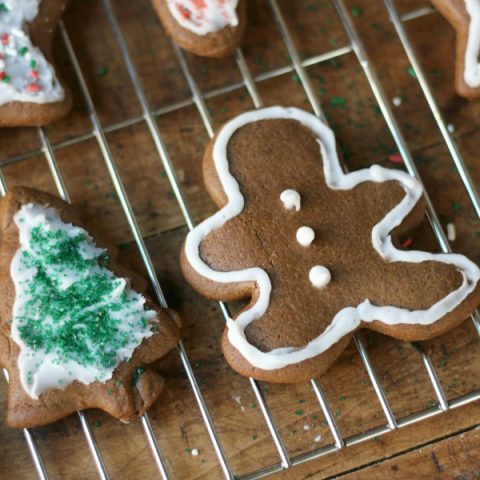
[402,238,413,249]
[388,153,403,164]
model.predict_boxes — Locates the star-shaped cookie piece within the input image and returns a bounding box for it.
[181,106,480,383]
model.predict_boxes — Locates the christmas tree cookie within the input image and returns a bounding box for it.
[181,106,480,383]
[152,0,246,58]
[432,0,480,99]
[0,187,181,428]
[0,0,72,126]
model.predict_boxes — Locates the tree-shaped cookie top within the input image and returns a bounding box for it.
[183,107,480,373]
[12,203,157,399]
[0,0,64,104]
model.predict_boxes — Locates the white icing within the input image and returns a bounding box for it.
[280,189,301,211]
[0,0,64,105]
[309,266,331,288]
[296,226,315,247]
[464,0,480,88]
[184,106,480,371]
[11,204,156,399]
[166,0,239,36]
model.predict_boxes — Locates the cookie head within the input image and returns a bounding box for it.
[181,107,480,383]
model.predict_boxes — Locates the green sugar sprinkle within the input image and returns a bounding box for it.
[294,409,304,416]
[14,207,155,377]
[351,6,362,17]
[407,66,417,79]
[132,367,145,386]
[18,46,28,56]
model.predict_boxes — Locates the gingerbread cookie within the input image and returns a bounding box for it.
[152,0,246,58]
[431,0,480,99]
[0,0,72,127]
[0,187,181,428]
[180,106,480,383]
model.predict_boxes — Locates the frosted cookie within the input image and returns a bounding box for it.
[152,0,246,58]
[432,0,480,99]
[0,187,181,428]
[0,0,72,126]
[180,106,480,383]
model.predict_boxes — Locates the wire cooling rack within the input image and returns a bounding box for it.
[1,0,480,478]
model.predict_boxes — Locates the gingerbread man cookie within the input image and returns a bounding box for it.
[180,107,480,383]
[0,0,72,126]
[432,0,480,99]
[0,187,181,428]
[152,0,246,58]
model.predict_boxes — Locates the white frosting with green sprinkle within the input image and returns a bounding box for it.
[10,203,157,399]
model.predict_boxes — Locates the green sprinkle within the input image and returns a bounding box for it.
[97,66,108,77]
[339,395,346,401]
[452,201,461,211]
[407,66,417,79]
[18,46,28,56]
[107,388,113,396]
[0,4,8,13]
[440,359,448,367]
[185,448,191,453]
[312,415,318,420]
[1,75,10,83]
[132,367,145,386]
[94,420,102,428]
[29,59,37,69]
[351,6,362,17]
[298,399,306,404]
[292,72,301,84]
[116,379,122,389]
[251,403,257,409]
[335,410,341,417]
[294,409,304,416]
[252,434,258,440]
[330,96,346,108]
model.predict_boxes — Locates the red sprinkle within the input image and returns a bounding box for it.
[27,83,41,93]
[177,5,191,19]
[0,72,5,80]
[1,33,8,46]
[402,238,413,248]
[29,69,39,79]
[192,0,206,8]
[388,153,403,164]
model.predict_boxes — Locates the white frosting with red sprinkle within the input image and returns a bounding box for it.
[166,0,239,36]
[0,0,64,105]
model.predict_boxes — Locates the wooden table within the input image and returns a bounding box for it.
[0,0,479,478]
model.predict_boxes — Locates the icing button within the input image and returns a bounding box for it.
[280,189,301,211]
[296,226,315,247]
[309,266,331,289]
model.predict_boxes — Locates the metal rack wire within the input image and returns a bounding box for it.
[1,0,479,478]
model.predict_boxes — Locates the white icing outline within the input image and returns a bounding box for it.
[167,0,239,36]
[184,106,480,371]
[464,0,480,88]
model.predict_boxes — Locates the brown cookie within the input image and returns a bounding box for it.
[0,0,72,127]
[0,187,181,428]
[180,106,480,384]
[152,0,246,58]
[431,0,480,99]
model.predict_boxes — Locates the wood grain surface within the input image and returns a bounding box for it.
[0,0,479,479]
